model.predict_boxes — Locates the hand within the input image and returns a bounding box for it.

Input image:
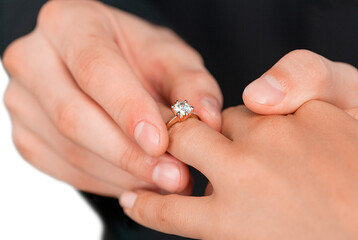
[3,1,222,196]
[120,101,358,239]
[243,49,358,117]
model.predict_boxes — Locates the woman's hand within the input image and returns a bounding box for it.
[2,1,223,196]
[120,101,358,239]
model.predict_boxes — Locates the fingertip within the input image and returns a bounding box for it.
[199,97,222,131]
[119,191,138,209]
[242,75,291,115]
[243,75,286,105]
[133,117,169,157]
[152,153,190,193]
[242,91,273,114]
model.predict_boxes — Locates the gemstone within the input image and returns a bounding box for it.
[173,101,193,117]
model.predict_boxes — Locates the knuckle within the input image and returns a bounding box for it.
[63,145,87,169]
[55,101,80,139]
[185,70,211,84]
[156,26,201,58]
[171,70,212,96]
[109,95,151,137]
[109,96,132,127]
[68,174,90,191]
[3,83,29,119]
[3,84,16,112]
[154,198,171,225]
[155,26,177,39]
[146,31,202,67]
[12,130,34,162]
[134,194,171,228]
[286,49,316,61]
[286,49,331,86]
[68,44,111,90]
[2,39,25,76]
[37,1,106,35]
[63,33,100,64]
[37,1,66,26]
[134,192,152,221]
[115,146,139,172]
[174,44,203,64]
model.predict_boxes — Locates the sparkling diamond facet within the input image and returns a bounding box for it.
[173,101,192,117]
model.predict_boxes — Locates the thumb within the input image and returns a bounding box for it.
[243,49,358,115]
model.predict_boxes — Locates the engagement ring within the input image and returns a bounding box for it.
[166,100,200,129]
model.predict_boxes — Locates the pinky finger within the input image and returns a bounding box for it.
[120,190,210,239]
[12,121,124,197]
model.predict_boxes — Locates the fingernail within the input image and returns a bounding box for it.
[201,97,221,120]
[152,161,180,192]
[119,192,137,209]
[134,121,160,156]
[244,75,286,105]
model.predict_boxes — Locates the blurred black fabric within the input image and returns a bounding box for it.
[1,0,358,239]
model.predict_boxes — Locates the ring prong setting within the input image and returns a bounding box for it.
[171,100,193,121]
[167,100,200,129]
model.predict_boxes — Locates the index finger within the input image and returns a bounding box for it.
[38,1,168,156]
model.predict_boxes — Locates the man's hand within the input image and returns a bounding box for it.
[2,1,222,196]
[120,101,358,239]
[243,49,358,117]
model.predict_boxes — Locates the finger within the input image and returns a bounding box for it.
[221,105,262,141]
[294,100,358,130]
[4,34,190,193]
[5,80,154,190]
[119,191,210,239]
[116,12,223,130]
[159,62,223,131]
[37,1,168,156]
[159,104,232,178]
[243,49,358,114]
[11,120,123,197]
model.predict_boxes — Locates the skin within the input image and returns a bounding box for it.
[121,101,358,239]
[120,51,358,239]
[242,49,358,116]
[2,0,223,196]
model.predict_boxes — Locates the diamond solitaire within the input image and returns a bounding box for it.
[167,100,200,129]
[172,100,193,118]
